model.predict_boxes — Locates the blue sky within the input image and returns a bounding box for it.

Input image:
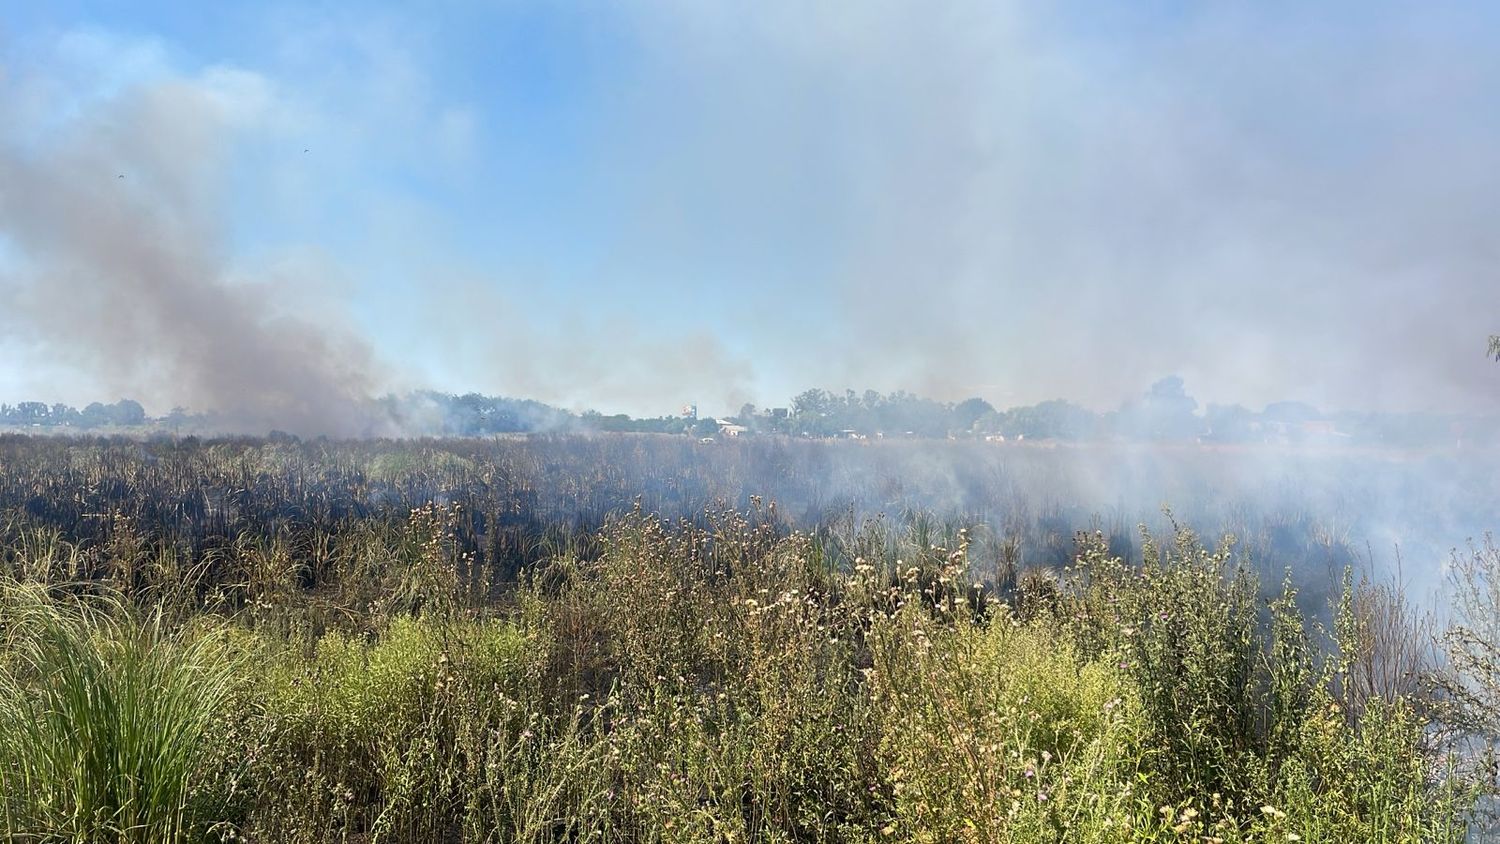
[3,2,1500,423]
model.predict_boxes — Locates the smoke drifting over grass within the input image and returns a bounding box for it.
[0,62,382,436]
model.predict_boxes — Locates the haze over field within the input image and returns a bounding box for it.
[2,2,1499,433]
[7,8,1500,838]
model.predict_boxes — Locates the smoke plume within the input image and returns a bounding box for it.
[0,60,381,435]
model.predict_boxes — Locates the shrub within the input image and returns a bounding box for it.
[246,613,605,841]
[867,598,1151,842]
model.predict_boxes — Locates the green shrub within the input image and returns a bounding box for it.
[247,613,610,841]
[1062,525,1472,841]
[1067,526,1263,807]
[868,602,1153,842]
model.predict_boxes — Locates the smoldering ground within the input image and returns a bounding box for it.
[0,431,1490,615]
[708,438,1498,603]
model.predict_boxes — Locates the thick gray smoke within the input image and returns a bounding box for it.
[590,1,1500,413]
[0,67,383,436]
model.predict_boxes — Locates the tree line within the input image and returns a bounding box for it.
[3,379,1492,448]
[0,399,146,429]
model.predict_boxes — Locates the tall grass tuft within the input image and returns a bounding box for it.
[0,582,242,842]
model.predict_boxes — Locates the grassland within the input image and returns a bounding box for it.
[0,434,1490,842]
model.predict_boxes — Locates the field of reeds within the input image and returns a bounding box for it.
[0,433,1496,842]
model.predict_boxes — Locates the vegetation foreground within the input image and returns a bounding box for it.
[0,437,1496,842]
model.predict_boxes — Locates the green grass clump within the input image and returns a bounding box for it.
[0,582,242,843]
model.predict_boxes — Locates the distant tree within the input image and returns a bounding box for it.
[1002,400,1098,441]
[14,402,49,424]
[79,402,109,428]
[973,409,1005,434]
[1115,376,1201,441]
[875,391,950,438]
[581,411,640,433]
[1147,376,1195,408]
[791,389,832,435]
[952,397,996,433]
[641,415,689,434]
[446,393,489,435]
[164,407,190,433]
[1204,403,1255,443]
[109,400,146,427]
[1490,335,1499,361]
[690,417,720,438]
